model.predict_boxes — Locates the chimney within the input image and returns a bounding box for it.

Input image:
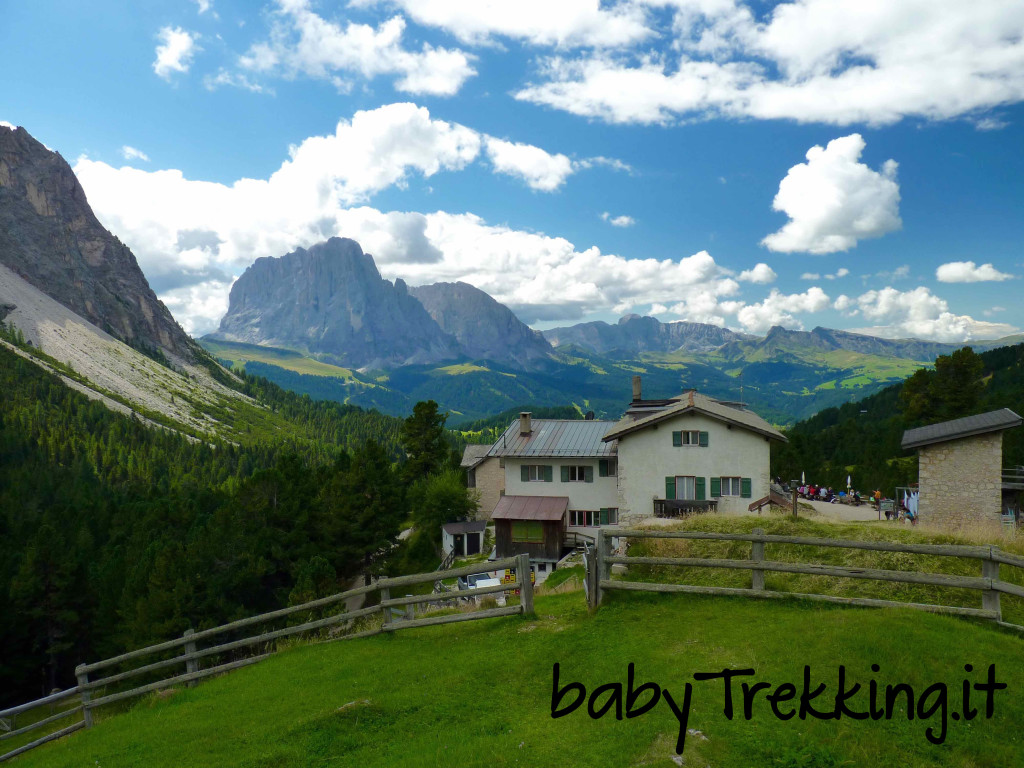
[519,412,532,436]
[632,375,642,402]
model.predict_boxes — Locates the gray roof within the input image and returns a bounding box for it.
[442,520,488,535]
[901,408,1022,450]
[486,419,618,458]
[460,444,492,469]
[603,390,786,442]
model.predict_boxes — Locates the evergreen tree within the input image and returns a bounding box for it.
[400,400,450,481]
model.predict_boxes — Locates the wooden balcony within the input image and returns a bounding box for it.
[652,498,718,518]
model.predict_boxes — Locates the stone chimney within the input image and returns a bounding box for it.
[520,412,532,435]
[632,375,642,402]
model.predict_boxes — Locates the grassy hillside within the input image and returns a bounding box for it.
[15,517,1024,768]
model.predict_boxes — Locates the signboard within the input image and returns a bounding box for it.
[880,500,895,513]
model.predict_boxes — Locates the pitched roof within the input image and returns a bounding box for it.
[491,495,569,521]
[901,408,1023,450]
[442,520,488,535]
[460,444,492,469]
[602,390,786,442]
[486,419,618,458]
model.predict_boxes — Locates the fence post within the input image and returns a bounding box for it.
[380,585,392,627]
[183,628,199,687]
[982,548,1002,622]
[517,553,534,615]
[405,595,416,620]
[596,529,611,607]
[751,528,765,591]
[75,665,93,729]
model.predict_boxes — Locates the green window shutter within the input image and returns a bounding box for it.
[699,431,709,447]
[695,477,706,501]
[543,465,553,482]
[560,465,569,482]
[600,508,609,525]
[672,431,682,447]
[521,465,529,482]
[584,466,594,483]
[665,476,676,500]
[710,477,721,497]
[741,478,752,498]
[599,459,608,477]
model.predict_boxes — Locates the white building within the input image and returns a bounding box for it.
[480,380,786,560]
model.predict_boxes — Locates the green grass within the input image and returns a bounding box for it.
[432,363,491,376]
[16,589,1024,768]
[200,339,356,380]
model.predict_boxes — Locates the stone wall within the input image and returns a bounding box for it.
[918,432,1003,527]
[470,457,505,520]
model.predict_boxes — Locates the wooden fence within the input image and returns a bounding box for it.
[0,554,532,763]
[587,528,1024,633]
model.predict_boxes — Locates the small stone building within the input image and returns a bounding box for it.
[901,408,1022,527]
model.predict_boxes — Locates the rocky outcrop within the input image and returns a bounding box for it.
[543,314,749,355]
[0,125,196,360]
[210,237,461,369]
[410,281,554,369]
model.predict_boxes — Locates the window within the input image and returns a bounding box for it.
[601,508,618,525]
[672,430,709,447]
[598,458,617,477]
[675,476,696,500]
[569,509,618,526]
[720,477,742,496]
[711,476,752,498]
[561,465,593,482]
[538,562,547,572]
[666,476,706,501]
[521,464,553,482]
[511,521,544,542]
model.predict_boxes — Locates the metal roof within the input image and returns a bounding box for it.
[490,495,569,521]
[486,419,618,458]
[460,444,491,469]
[901,408,1022,450]
[442,520,488,535]
[603,390,786,442]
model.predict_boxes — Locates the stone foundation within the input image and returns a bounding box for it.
[918,433,1002,527]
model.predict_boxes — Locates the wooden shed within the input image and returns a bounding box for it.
[441,520,487,558]
[491,495,567,563]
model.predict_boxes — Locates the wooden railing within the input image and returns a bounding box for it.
[586,528,1024,634]
[0,554,532,763]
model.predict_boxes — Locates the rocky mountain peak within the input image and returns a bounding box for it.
[0,124,196,360]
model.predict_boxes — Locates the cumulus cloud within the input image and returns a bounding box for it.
[848,286,1017,341]
[762,134,901,254]
[735,287,831,333]
[738,263,776,284]
[120,146,150,162]
[73,103,751,335]
[352,0,652,47]
[238,1,475,96]
[936,260,1013,283]
[483,137,575,191]
[601,212,636,228]
[515,1,1024,127]
[153,27,199,80]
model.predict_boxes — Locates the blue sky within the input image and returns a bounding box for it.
[2,0,1023,342]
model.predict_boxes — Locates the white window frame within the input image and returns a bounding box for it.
[720,477,742,496]
[675,475,696,500]
[681,431,701,446]
[526,465,545,482]
[567,465,587,482]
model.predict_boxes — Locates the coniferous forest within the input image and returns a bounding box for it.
[0,342,420,706]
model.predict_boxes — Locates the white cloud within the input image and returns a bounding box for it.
[738,262,776,284]
[514,1,1024,127]
[204,69,270,94]
[351,0,652,47]
[73,103,747,334]
[762,134,901,254]
[483,137,574,191]
[239,1,475,96]
[848,286,1018,341]
[936,260,1013,283]
[194,0,212,13]
[120,146,150,162]
[601,212,636,228]
[875,264,910,281]
[835,267,849,278]
[0,120,16,129]
[735,287,831,333]
[153,27,199,80]
[801,272,820,280]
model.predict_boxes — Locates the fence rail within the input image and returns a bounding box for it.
[587,528,1024,634]
[1,553,533,763]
